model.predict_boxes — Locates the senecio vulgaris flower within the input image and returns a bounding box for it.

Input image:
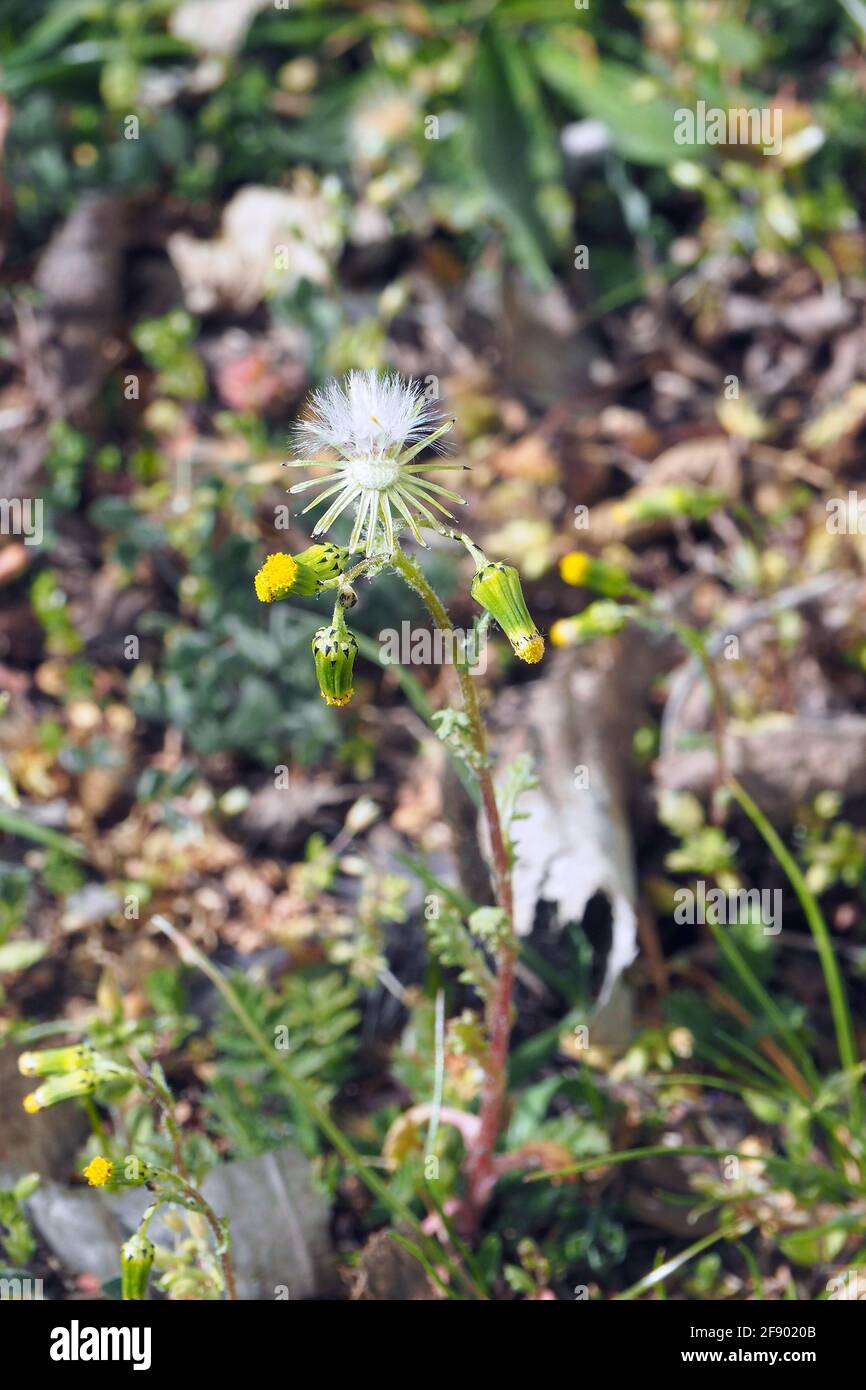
[22,1068,97,1113]
[312,603,359,707]
[121,1230,155,1301]
[550,600,628,647]
[252,371,545,707]
[18,1043,93,1077]
[82,1155,113,1187]
[471,561,545,664]
[286,370,462,556]
[254,542,348,602]
[559,550,640,598]
[19,1043,135,1113]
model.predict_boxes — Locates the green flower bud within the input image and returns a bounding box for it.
[121,1230,155,1301]
[23,1068,98,1113]
[550,600,627,647]
[559,551,635,597]
[470,562,544,664]
[293,542,349,586]
[19,1044,93,1078]
[312,607,358,707]
[613,485,725,526]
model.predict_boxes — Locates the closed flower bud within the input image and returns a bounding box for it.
[19,1044,93,1077]
[611,485,724,526]
[559,551,634,597]
[121,1230,155,1301]
[550,600,627,647]
[22,1068,98,1113]
[254,552,320,602]
[470,562,544,664]
[312,609,358,707]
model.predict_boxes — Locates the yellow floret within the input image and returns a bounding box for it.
[513,634,545,664]
[82,1155,113,1187]
[549,619,575,648]
[323,689,354,707]
[254,553,298,603]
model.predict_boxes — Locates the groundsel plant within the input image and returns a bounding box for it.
[253,370,545,1228]
[17,1043,236,1300]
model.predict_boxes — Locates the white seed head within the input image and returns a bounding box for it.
[287,370,463,557]
[294,371,442,459]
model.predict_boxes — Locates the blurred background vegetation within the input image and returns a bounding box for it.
[2,0,866,1301]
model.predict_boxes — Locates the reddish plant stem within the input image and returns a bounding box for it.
[391,547,516,1230]
[463,763,515,1224]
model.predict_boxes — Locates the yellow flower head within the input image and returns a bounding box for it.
[550,618,577,648]
[560,551,634,598]
[560,551,590,587]
[550,602,628,648]
[82,1155,113,1187]
[470,561,544,666]
[21,1068,97,1113]
[254,553,300,603]
[513,633,545,664]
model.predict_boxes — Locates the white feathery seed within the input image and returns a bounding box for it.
[286,370,464,557]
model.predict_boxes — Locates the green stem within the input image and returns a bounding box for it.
[152,915,479,1297]
[149,1167,237,1301]
[524,1143,855,1196]
[352,631,479,806]
[728,777,862,1130]
[614,1221,753,1301]
[639,597,862,1133]
[82,1096,108,1148]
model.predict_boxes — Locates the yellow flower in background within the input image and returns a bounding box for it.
[559,551,635,597]
[82,1155,113,1187]
[559,551,590,587]
[550,602,629,648]
[21,1069,98,1113]
[550,618,576,647]
[18,1044,92,1077]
